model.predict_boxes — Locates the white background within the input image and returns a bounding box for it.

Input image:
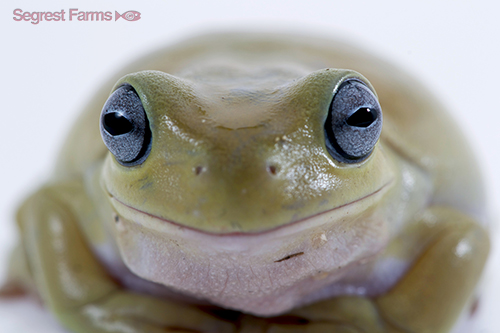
[0,0,499,332]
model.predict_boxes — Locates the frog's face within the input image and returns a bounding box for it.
[100,68,393,234]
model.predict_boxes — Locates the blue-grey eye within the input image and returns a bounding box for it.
[100,84,152,166]
[324,80,382,163]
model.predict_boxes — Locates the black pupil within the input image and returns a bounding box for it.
[103,112,134,135]
[346,108,377,127]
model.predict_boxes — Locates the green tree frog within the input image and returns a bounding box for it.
[3,33,490,333]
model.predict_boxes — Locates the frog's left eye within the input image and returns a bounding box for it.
[100,84,152,166]
[324,79,383,163]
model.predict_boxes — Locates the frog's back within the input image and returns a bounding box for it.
[56,32,485,221]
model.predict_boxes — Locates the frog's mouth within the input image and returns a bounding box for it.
[106,179,392,237]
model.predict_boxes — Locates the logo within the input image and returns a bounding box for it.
[115,11,141,21]
[13,8,142,24]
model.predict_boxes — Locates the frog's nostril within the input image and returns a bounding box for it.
[267,165,278,175]
[194,166,205,176]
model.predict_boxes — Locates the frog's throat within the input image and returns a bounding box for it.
[106,179,393,236]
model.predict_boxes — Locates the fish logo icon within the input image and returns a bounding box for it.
[115,10,141,21]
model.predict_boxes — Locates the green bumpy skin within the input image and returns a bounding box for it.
[4,33,489,333]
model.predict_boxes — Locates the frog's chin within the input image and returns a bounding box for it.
[104,182,391,316]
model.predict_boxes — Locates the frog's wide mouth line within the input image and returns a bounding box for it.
[106,179,393,238]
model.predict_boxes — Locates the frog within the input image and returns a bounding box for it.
[2,32,490,333]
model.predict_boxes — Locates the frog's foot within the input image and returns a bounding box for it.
[237,312,365,333]
[374,207,489,332]
[0,281,27,298]
[17,186,235,333]
[0,243,32,298]
[287,206,489,333]
[61,290,235,333]
[283,296,392,333]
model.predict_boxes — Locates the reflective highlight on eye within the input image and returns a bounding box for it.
[346,107,377,128]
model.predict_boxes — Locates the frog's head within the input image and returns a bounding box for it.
[98,67,396,314]
[100,68,393,234]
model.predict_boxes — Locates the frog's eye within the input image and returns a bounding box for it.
[100,84,152,166]
[324,80,382,163]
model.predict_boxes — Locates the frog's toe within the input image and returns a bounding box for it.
[0,281,27,298]
[266,323,361,333]
[60,290,236,333]
[237,313,364,333]
[288,296,388,333]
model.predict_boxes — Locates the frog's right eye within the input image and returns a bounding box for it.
[324,79,382,164]
[100,84,152,166]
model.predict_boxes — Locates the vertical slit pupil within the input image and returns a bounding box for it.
[346,107,377,127]
[103,112,134,135]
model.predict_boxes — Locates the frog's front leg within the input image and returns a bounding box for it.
[287,206,489,333]
[375,206,489,332]
[18,186,235,333]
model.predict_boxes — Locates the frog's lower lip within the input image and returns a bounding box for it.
[106,179,393,237]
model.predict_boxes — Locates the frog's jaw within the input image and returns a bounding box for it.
[107,181,391,316]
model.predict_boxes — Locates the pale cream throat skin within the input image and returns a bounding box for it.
[5,33,490,333]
